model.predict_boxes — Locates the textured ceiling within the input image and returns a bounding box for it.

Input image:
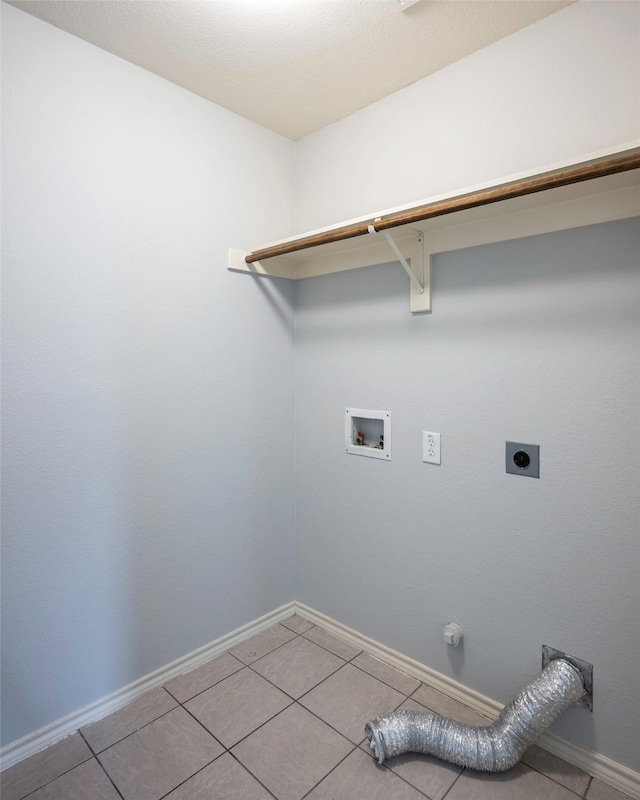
[7,0,574,140]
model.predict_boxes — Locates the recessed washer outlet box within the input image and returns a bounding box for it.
[542,645,593,711]
[345,408,391,460]
[506,441,540,478]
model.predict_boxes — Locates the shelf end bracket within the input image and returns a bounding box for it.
[369,223,431,313]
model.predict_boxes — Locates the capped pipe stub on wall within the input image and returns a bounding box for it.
[443,622,463,647]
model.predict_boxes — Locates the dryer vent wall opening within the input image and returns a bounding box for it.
[365,658,585,772]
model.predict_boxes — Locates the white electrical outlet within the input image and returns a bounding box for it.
[423,431,441,465]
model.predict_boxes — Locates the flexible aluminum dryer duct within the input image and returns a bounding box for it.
[365,658,585,772]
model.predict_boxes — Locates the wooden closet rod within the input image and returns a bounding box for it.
[245,150,640,264]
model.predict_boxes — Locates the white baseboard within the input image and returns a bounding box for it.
[0,602,295,771]
[3,599,639,799]
[294,603,640,800]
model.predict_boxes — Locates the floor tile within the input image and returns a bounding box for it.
[522,744,590,795]
[302,626,362,661]
[299,663,405,744]
[306,747,428,799]
[0,733,92,800]
[587,778,635,799]
[364,748,461,800]
[281,614,315,634]
[13,629,637,800]
[164,651,244,703]
[229,623,296,664]
[164,753,272,799]
[412,683,493,726]
[25,758,121,800]
[232,703,353,800]
[185,667,292,747]
[251,636,344,698]
[445,761,581,800]
[359,698,462,800]
[352,652,420,696]
[81,687,178,753]
[98,706,222,800]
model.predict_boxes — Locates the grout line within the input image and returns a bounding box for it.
[244,643,418,749]
[237,622,370,707]
[88,749,127,800]
[229,626,301,668]
[224,698,297,751]
[164,620,352,712]
[405,682,494,723]
[300,630,363,662]
[391,694,412,714]
[162,622,306,705]
[441,768,465,798]
[349,657,418,697]
[11,621,608,800]
[163,686,182,704]
[294,700,366,749]
[170,628,370,753]
[180,665,270,706]
[199,622,364,713]
[169,650,245,679]
[522,757,590,797]
[87,705,179,755]
[178,704,228,752]
[280,617,315,636]
[404,693,434,713]
[292,699,365,749]
[245,633,310,671]
[246,657,347,703]
[407,683,423,701]
[293,688,410,754]
[15,752,94,800]
[225,750,281,800]
[294,661,356,705]
[289,654,410,708]
[75,731,126,800]
[298,740,435,800]
[76,729,97,758]
[298,743,361,800]
[373,758,440,799]
[167,620,312,709]
[154,752,226,800]
[163,662,245,705]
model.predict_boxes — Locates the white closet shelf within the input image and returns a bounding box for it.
[228,145,640,313]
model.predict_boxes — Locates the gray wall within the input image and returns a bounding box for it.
[295,219,640,770]
[3,0,639,774]
[1,4,296,746]
[293,1,640,771]
[296,0,640,231]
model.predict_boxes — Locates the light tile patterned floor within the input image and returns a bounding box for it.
[1,616,634,800]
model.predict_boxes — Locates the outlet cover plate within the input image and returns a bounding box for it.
[542,644,593,711]
[423,431,441,465]
[506,441,539,478]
